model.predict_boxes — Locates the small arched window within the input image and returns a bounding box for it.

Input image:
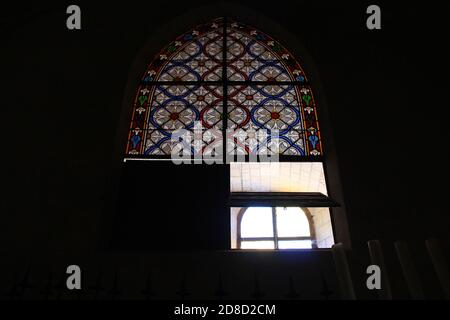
[238,207,316,249]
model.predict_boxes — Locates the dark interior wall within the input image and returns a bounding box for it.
[111,162,230,251]
[1,0,449,283]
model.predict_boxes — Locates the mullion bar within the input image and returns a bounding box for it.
[222,17,228,161]
[272,207,279,249]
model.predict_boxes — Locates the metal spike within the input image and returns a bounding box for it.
[108,272,121,300]
[251,274,265,300]
[142,272,154,300]
[53,271,66,300]
[319,274,333,300]
[176,274,190,300]
[76,287,87,301]
[214,272,228,299]
[89,271,105,300]
[40,272,54,300]
[5,272,19,300]
[285,275,300,299]
[17,264,33,299]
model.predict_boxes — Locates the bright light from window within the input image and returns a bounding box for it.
[278,240,312,249]
[241,241,275,249]
[238,207,315,250]
[276,207,310,237]
[240,207,273,238]
[230,163,328,194]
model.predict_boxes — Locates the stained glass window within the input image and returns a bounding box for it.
[125,18,322,158]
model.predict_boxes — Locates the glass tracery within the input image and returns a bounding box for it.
[125,18,322,158]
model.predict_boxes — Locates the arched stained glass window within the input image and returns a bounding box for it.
[125,17,322,158]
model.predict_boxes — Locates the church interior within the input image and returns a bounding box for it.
[1,1,449,301]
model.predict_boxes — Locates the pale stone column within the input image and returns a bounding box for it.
[367,240,392,299]
[332,243,356,300]
[426,238,450,299]
[394,241,424,299]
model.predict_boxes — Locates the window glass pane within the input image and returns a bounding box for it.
[230,163,328,195]
[241,241,275,249]
[241,207,273,237]
[276,207,310,237]
[127,19,324,158]
[226,20,306,83]
[143,18,224,82]
[227,85,311,156]
[127,85,223,156]
[278,240,312,249]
